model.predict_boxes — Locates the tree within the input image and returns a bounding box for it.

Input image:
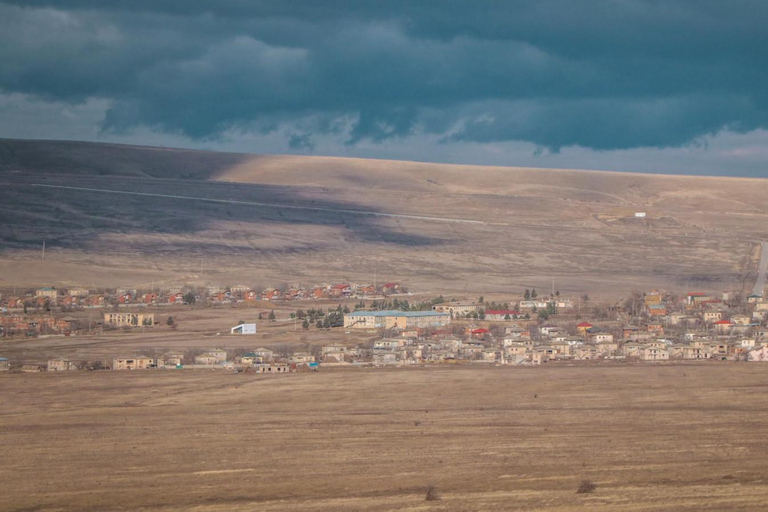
[524,289,531,300]
[581,294,590,303]
[479,296,484,304]
[290,312,296,319]
[555,290,560,297]
[302,319,310,329]
[504,313,511,320]
[183,291,196,305]
[538,309,550,320]
[166,316,174,326]
[546,301,557,316]
[531,288,538,299]
[268,310,276,321]
[622,290,644,318]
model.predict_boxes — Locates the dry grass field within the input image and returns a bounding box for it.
[3,364,768,511]
[2,139,768,296]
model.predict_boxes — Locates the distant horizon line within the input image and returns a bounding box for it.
[2,135,765,181]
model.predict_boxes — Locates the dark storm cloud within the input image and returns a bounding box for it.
[1,1,767,150]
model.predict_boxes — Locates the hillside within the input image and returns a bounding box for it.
[0,138,766,296]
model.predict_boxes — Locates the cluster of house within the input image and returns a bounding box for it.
[12,347,310,373]
[109,348,297,372]
[0,282,404,311]
[231,282,402,302]
[431,298,573,319]
[321,319,768,367]
[2,286,113,309]
[332,289,768,365]
[0,314,79,336]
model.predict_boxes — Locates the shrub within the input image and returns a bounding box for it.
[576,480,597,494]
[425,484,440,501]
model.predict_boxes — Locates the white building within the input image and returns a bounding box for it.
[231,323,257,335]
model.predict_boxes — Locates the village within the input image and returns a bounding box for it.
[3,279,768,374]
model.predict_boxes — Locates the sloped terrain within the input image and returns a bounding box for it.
[0,138,765,295]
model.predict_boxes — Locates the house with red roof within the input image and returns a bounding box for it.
[576,322,593,334]
[468,327,491,339]
[714,319,733,333]
[329,284,352,297]
[262,288,282,301]
[311,286,329,299]
[381,282,400,294]
[284,288,305,300]
[357,284,375,295]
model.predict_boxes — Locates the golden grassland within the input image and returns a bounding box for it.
[3,364,768,511]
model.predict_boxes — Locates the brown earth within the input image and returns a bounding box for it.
[3,364,768,511]
[1,138,767,297]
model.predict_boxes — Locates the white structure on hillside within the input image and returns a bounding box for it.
[231,323,257,335]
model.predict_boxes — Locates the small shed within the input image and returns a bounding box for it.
[231,323,257,335]
[0,357,9,371]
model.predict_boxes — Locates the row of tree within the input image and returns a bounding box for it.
[356,296,445,312]
[300,305,345,329]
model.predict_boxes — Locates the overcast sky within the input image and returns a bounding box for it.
[1,1,767,177]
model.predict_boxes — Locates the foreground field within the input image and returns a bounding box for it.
[3,365,768,511]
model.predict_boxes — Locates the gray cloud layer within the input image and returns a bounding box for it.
[1,1,767,152]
